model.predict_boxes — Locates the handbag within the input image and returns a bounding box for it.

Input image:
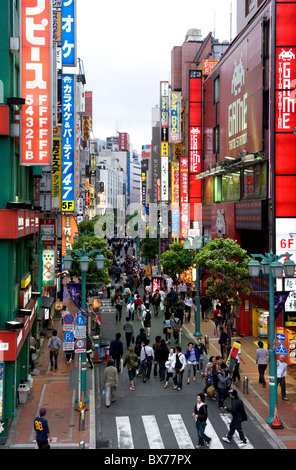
[206,385,216,397]
[167,328,172,334]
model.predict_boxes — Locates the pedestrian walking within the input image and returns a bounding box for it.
[134,295,143,320]
[153,336,161,377]
[123,347,139,390]
[184,294,193,323]
[140,339,154,383]
[114,290,123,321]
[277,355,289,400]
[232,341,245,384]
[200,294,212,321]
[123,317,134,349]
[192,393,212,449]
[195,337,207,373]
[142,307,151,337]
[102,359,119,407]
[203,356,217,398]
[48,330,61,371]
[217,362,232,411]
[86,335,94,369]
[171,314,181,344]
[164,347,175,388]
[185,342,200,384]
[172,346,187,390]
[152,290,161,318]
[34,407,51,449]
[222,389,248,447]
[256,340,269,387]
[155,339,169,382]
[109,333,124,372]
[218,326,228,359]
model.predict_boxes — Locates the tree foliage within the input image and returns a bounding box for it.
[68,235,112,288]
[160,242,196,280]
[194,238,251,306]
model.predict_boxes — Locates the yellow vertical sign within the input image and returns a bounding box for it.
[52,138,62,209]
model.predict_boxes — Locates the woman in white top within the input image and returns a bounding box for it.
[164,347,176,388]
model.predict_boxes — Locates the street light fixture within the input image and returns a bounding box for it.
[64,245,105,402]
[184,235,210,337]
[248,250,295,427]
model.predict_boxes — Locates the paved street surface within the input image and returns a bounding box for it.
[4,274,296,452]
[95,298,283,450]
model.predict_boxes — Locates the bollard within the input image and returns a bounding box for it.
[243,376,248,394]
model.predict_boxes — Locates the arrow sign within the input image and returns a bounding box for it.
[276,333,286,342]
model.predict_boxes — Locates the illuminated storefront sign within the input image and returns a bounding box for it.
[189,70,202,222]
[52,138,62,210]
[180,157,189,239]
[171,162,180,238]
[61,74,75,212]
[161,81,169,202]
[21,0,51,165]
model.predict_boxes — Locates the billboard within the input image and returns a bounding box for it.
[85,91,93,130]
[161,82,169,202]
[274,1,296,284]
[61,74,75,212]
[171,162,180,238]
[189,70,202,222]
[219,23,262,160]
[21,0,52,165]
[180,157,189,239]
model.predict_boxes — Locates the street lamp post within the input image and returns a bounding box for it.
[63,246,105,402]
[248,251,295,426]
[184,235,210,337]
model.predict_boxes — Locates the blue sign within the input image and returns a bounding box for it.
[64,313,74,324]
[76,314,86,326]
[63,331,74,342]
[275,341,288,355]
[276,333,286,342]
[61,74,75,211]
[61,0,76,66]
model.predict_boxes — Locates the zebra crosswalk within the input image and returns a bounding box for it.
[114,413,254,450]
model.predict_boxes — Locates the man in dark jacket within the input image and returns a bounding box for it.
[109,333,124,372]
[222,389,248,447]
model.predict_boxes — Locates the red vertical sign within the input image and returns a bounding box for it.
[189,70,202,221]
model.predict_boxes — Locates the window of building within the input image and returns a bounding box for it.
[243,162,267,199]
[246,0,256,16]
[222,172,240,202]
[213,126,220,153]
[214,175,222,202]
[214,76,220,103]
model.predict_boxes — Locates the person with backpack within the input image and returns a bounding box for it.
[222,389,248,447]
[217,362,232,411]
[140,339,154,383]
[123,346,139,390]
[203,356,216,397]
[142,308,151,337]
[195,337,207,373]
[172,346,187,390]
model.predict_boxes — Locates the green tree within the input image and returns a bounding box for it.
[68,235,112,289]
[160,242,196,281]
[141,237,159,262]
[194,237,251,306]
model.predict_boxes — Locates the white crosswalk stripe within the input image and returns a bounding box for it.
[116,416,134,449]
[168,414,194,449]
[142,415,165,449]
[220,413,254,449]
[114,413,229,449]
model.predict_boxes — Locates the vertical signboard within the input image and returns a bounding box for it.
[160,81,169,202]
[61,74,75,212]
[180,157,189,239]
[21,0,52,165]
[171,161,180,238]
[42,249,55,286]
[189,70,202,222]
[61,0,76,67]
[274,0,296,270]
[52,137,62,210]
[170,91,181,143]
[85,91,93,130]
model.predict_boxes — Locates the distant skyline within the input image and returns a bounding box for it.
[76,0,237,152]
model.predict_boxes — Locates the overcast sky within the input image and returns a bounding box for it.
[76,0,237,153]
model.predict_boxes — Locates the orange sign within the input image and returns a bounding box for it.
[202,60,218,76]
[62,214,78,257]
[21,0,51,165]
